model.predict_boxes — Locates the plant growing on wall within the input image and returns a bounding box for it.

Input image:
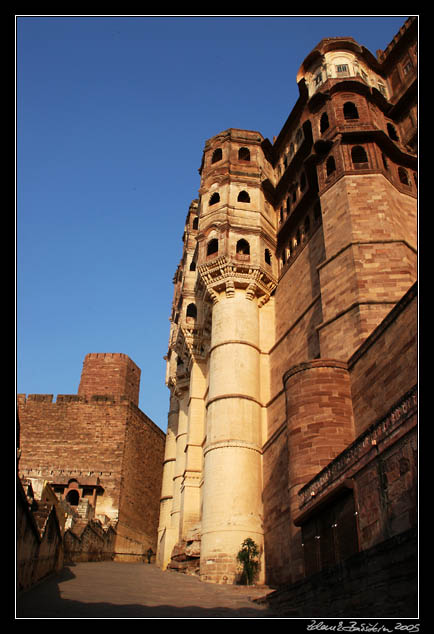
[236,537,260,585]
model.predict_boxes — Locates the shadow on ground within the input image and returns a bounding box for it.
[16,564,277,619]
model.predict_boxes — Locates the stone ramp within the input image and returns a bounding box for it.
[16,561,277,619]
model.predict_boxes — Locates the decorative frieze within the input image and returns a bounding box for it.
[298,385,417,509]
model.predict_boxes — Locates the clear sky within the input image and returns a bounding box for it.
[16,15,410,431]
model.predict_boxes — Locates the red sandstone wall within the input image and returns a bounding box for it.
[264,226,326,586]
[318,174,417,360]
[348,283,417,437]
[18,396,128,517]
[78,353,141,406]
[17,394,166,557]
[116,405,165,557]
[268,225,325,437]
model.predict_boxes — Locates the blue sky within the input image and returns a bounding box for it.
[16,15,410,431]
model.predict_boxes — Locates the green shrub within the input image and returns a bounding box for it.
[236,538,260,585]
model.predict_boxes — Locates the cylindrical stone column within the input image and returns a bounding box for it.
[283,359,355,581]
[157,392,179,569]
[200,291,264,584]
[171,389,189,540]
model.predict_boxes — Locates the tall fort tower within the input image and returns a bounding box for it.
[157,18,417,590]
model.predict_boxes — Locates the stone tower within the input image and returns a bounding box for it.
[195,129,278,583]
[157,18,417,589]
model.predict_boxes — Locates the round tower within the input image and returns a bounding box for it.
[196,129,277,583]
[283,359,355,581]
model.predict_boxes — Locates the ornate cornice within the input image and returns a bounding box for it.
[197,255,277,306]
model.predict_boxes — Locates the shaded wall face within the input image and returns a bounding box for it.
[283,360,355,582]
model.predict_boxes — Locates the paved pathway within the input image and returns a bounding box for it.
[16,562,278,619]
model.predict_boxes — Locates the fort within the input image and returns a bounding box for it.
[17,17,417,615]
[17,352,166,574]
[156,15,417,607]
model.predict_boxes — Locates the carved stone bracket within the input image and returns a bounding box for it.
[197,255,277,305]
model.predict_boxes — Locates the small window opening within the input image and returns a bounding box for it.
[237,190,250,203]
[209,192,220,206]
[343,102,359,120]
[238,147,250,161]
[336,63,350,76]
[264,248,271,265]
[186,303,197,319]
[387,123,399,141]
[320,112,329,134]
[351,145,368,165]
[326,156,336,176]
[207,239,219,256]
[189,260,196,271]
[66,490,80,506]
[236,239,250,255]
[211,148,222,163]
[192,217,199,230]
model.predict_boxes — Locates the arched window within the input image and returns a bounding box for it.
[387,123,399,141]
[236,239,250,256]
[398,167,410,186]
[238,147,250,161]
[320,112,329,134]
[211,148,222,163]
[237,190,250,203]
[296,229,301,246]
[186,303,197,319]
[326,155,336,176]
[192,217,199,230]
[351,145,368,165]
[189,260,196,271]
[343,101,359,120]
[66,490,79,506]
[207,238,218,256]
[209,192,220,206]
